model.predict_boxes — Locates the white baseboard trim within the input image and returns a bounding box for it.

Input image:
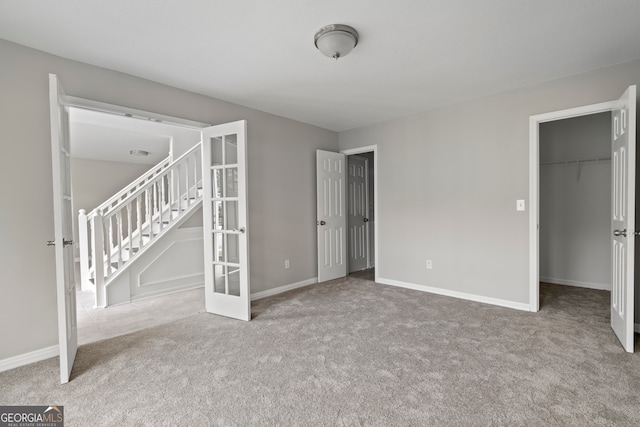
[540,277,610,291]
[0,345,59,373]
[129,283,204,304]
[139,272,204,288]
[377,277,531,312]
[251,278,317,301]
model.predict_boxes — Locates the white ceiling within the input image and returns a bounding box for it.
[69,108,198,165]
[2,0,640,132]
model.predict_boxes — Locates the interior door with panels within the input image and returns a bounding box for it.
[610,85,636,353]
[317,150,347,282]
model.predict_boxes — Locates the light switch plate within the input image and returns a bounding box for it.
[516,199,526,211]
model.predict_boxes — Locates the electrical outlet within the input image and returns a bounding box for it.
[285,260,290,269]
[426,260,432,269]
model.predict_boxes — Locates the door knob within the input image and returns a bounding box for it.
[613,229,628,237]
[364,218,369,222]
[318,220,326,226]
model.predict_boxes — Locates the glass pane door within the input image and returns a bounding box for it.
[202,121,250,320]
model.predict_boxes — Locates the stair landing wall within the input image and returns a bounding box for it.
[107,226,204,305]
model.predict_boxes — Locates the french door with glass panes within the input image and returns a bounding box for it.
[49,74,78,383]
[202,121,250,321]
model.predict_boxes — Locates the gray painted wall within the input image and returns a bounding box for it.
[339,59,640,310]
[0,39,338,360]
[539,113,611,289]
[71,158,151,216]
[70,158,151,257]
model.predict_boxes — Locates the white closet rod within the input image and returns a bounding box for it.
[540,156,611,166]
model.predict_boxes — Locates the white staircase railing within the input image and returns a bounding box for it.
[95,154,171,218]
[78,144,203,308]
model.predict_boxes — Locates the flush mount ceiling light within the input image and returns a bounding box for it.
[129,149,149,156]
[314,24,359,60]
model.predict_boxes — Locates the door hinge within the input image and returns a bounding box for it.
[46,238,73,247]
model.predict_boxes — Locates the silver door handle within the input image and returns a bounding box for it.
[318,220,326,226]
[233,227,245,233]
[613,229,628,237]
[364,218,369,222]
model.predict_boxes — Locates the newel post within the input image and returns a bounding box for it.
[92,209,106,308]
[78,209,92,292]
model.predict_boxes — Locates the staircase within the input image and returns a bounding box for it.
[78,144,203,308]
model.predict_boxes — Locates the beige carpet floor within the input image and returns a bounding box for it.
[1,277,639,426]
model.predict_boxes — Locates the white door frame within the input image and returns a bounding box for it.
[529,101,615,312]
[65,96,210,130]
[341,145,379,283]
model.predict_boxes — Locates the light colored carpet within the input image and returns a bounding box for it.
[1,277,639,426]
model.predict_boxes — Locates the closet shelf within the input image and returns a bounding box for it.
[540,156,611,166]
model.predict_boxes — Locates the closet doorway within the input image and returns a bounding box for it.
[539,112,611,291]
[529,86,637,352]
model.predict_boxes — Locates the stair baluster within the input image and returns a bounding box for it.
[92,210,105,308]
[78,209,92,292]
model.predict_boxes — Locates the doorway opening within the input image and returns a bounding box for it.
[52,75,254,383]
[63,99,205,346]
[529,101,615,311]
[529,86,637,353]
[342,146,378,283]
[538,112,612,318]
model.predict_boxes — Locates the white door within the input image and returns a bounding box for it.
[317,150,347,282]
[202,121,250,321]
[611,85,636,353]
[49,74,78,383]
[348,155,369,272]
